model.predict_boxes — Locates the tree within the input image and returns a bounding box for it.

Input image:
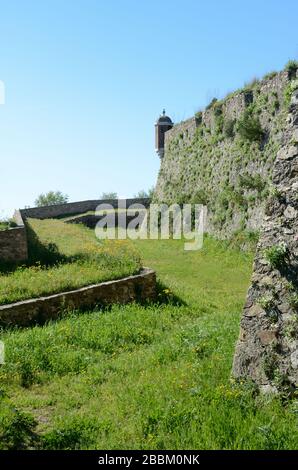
[134,187,154,198]
[35,191,69,207]
[100,192,118,199]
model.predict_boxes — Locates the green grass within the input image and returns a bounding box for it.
[0,219,141,305]
[0,236,297,449]
[0,222,9,231]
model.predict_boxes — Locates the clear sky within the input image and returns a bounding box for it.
[0,0,297,217]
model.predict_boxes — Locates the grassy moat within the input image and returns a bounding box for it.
[0,219,141,305]
[0,234,297,449]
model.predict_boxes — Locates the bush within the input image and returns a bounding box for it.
[283,79,298,107]
[0,393,36,449]
[191,189,209,206]
[213,102,223,117]
[237,110,264,142]
[264,242,289,269]
[206,97,218,110]
[288,293,298,311]
[264,71,278,80]
[258,295,275,311]
[223,119,236,138]
[195,111,203,124]
[239,173,267,193]
[285,60,298,78]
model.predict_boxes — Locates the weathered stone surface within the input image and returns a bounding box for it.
[0,268,156,328]
[277,146,298,160]
[0,211,28,263]
[244,304,264,317]
[232,92,298,393]
[258,330,277,345]
[154,70,290,240]
[20,198,151,220]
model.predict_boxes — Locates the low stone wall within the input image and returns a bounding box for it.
[0,268,156,327]
[19,198,151,220]
[0,211,28,263]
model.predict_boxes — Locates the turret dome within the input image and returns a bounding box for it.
[156,109,173,125]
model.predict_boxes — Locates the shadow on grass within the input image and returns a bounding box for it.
[26,222,66,266]
[154,280,187,307]
[0,223,66,274]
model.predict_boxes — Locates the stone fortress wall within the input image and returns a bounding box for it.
[155,70,296,241]
[154,65,298,392]
[232,89,298,392]
[0,210,28,262]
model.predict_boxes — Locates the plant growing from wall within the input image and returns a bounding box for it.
[223,119,236,138]
[288,293,298,311]
[237,109,264,142]
[264,242,289,269]
[258,294,275,311]
[264,71,278,80]
[238,173,267,193]
[285,60,298,79]
[283,79,298,108]
[195,111,203,125]
[206,97,218,110]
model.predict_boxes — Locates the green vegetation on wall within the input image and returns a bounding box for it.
[154,68,291,242]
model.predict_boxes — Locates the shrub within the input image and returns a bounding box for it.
[288,293,298,311]
[258,295,275,311]
[244,77,259,90]
[264,71,278,80]
[237,110,264,142]
[264,242,289,269]
[284,316,298,339]
[191,189,209,206]
[0,221,9,231]
[283,79,298,107]
[0,394,37,449]
[213,102,223,117]
[206,97,218,111]
[285,60,298,79]
[239,173,267,193]
[195,111,203,125]
[223,119,236,138]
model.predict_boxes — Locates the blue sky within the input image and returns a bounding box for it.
[0,0,297,217]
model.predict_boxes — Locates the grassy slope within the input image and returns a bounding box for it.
[0,237,297,449]
[0,219,141,305]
